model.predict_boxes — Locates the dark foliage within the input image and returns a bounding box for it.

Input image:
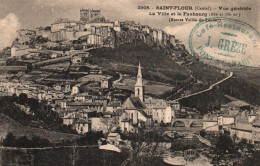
[76,131,104,145]
[179,87,223,113]
[2,132,16,147]
[171,139,203,152]
[200,129,206,137]
[219,76,260,105]
[18,93,28,104]
[35,36,48,44]
[0,95,74,134]
[215,134,235,154]
[2,132,51,148]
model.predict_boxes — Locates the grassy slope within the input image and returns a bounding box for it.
[231,67,260,90]
[0,113,79,143]
[188,60,225,85]
[87,41,190,84]
[179,74,260,112]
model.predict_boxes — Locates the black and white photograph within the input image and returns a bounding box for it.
[0,0,259,165]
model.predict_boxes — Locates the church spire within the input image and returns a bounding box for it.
[135,62,144,102]
[135,62,143,86]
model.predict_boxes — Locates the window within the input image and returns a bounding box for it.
[137,88,140,96]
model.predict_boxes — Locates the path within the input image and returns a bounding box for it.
[0,145,98,151]
[174,72,233,101]
[113,73,123,88]
[33,47,93,68]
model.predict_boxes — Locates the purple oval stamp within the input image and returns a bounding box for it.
[189,17,260,67]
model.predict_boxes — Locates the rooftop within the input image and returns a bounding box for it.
[68,102,102,106]
[223,100,250,108]
[108,133,120,137]
[122,97,146,110]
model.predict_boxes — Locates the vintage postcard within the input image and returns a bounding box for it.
[0,0,259,165]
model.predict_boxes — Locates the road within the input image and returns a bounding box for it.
[174,72,233,101]
[113,73,123,88]
[33,47,93,68]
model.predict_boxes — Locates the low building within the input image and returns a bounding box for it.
[71,85,80,95]
[67,102,103,112]
[101,79,109,89]
[230,111,254,142]
[221,100,251,111]
[230,123,253,142]
[203,113,219,132]
[51,18,76,32]
[63,112,79,126]
[168,100,181,111]
[75,118,91,135]
[107,133,121,146]
[252,116,260,143]
[145,97,172,124]
[74,92,91,102]
[106,102,121,113]
[92,96,109,107]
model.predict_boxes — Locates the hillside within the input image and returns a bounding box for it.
[231,67,260,90]
[0,113,79,143]
[84,40,259,111]
[179,75,260,112]
[87,41,190,84]
[0,95,80,142]
[85,40,223,94]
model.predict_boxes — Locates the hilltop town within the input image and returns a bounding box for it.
[0,8,260,166]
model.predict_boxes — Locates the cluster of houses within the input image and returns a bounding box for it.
[0,62,176,135]
[57,63,176,134]
[11,8,186,60]
[1,59,260,144]
[203,95,260,143]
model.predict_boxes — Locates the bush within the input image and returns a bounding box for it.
[2,132,51,148]
[16,136,33,148]
[31,135,51,147]
[2,132,16,147]
[200,129,206,137]
[215,134,235,154]
[76,131,104,145]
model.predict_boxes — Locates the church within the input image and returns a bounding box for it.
[119,63,173,132]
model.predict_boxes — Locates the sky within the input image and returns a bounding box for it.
[0,0,258,30]
[0,0,259,66]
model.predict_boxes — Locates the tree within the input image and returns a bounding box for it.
[101,117,117,133]
[31,135,51,147]
[2,132,16,147]
[69,143,79,166]
[16,136,32,148]
[215,134,235,154]
[45,26,51,31]
[76,131,104,145]
[18,93,28,104]
[200,129,206,137]
[121,128,164,166]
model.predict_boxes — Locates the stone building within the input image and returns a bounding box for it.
[80,9,102,22]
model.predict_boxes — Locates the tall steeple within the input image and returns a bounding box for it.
[135,62,144,102]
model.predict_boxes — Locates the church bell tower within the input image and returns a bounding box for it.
[135,62,144,102]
